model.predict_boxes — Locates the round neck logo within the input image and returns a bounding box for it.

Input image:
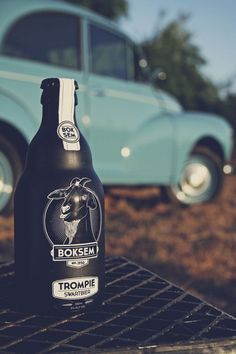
[57,121,80,143]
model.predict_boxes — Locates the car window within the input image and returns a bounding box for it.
[89,24,127,80]
[1,12,81,69]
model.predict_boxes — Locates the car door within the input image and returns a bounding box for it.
[87,22,173,184]
[0,10,88,139]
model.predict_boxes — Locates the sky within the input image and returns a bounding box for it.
[119,0,236,89]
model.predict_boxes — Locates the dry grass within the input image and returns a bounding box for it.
[105,176,236,315]
[0,215,13,241]
[1,175,236,315]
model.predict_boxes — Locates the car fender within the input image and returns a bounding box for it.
[172,112,233,184]
[0,89,37,143]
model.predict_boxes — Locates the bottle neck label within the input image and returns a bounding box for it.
[57,78,80,151]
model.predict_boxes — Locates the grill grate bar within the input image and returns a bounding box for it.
[106,268,141,286]
[0,314,37,331]
[105,258,131,274]
[140,302,206,346]
[90,292,192,348]
[0,314,84,351]
[104,274,163,302]
[189,313,225,341]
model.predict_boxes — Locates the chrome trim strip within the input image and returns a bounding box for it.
[0,70,87,91]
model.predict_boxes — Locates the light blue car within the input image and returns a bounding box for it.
[0,0,233,213]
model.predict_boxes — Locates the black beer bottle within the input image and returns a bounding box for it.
[14,78,105,313]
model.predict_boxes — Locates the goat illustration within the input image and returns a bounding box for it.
[47,177,97,244]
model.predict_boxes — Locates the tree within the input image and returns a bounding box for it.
[215,93,236,131]
[63,0,128,20]
[142,14,219,112]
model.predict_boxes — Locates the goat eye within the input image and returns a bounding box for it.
[82,195,87,201]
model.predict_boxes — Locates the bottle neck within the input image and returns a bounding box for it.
[41,104,77,129]
[25,77,93,171]
[41,104,60,130]
[40,82,81,152]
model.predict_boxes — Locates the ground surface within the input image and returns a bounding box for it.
[1,175,236,316]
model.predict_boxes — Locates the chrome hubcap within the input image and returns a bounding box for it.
[0,151,13,212]
[172,160,213,204]
[180,163,211,197]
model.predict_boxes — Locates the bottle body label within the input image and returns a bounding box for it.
[52,276,99,300]
[43,177,102,269]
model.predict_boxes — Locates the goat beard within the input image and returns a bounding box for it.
[64,220,80,244]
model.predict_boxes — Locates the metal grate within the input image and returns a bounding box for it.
[0,257,236,353]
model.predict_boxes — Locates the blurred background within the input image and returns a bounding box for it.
[1,0,236,317]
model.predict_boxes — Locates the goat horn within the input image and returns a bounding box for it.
[70,177,80,186]
[79,177,91,187]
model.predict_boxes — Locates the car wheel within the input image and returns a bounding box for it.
[167,147,223,205]
[0,135,24,215]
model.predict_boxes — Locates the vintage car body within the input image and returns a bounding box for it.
[0,0,233,211]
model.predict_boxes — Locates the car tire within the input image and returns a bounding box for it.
[166,146,223,205]
[0,134,24,215]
